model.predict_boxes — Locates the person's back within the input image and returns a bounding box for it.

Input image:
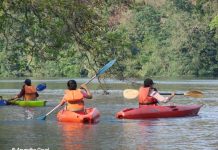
[63,89,85,112]
[24,84,37,100]
[13,79,39,101]
[60,80,92,112]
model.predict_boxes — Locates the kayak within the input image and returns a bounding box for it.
[0,100,46,107]
[57,108,100,124]
[10,100,47,107]
[116,104,203,119]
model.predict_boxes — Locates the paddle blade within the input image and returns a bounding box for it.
[36,83,47,91]
[184,90,203,98]
[0,100,8,106]
[123,89,139,99]
[96,59,116,76]
[37,115,46,120]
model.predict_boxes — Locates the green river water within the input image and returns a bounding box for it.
[0,78,217,150]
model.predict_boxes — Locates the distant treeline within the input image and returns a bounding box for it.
[0,0,217,79]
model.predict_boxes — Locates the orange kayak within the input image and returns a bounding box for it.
[57,107,100,124]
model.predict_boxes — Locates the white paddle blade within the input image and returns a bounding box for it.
[123,89,139,99]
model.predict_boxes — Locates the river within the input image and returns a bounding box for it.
[0,78,217,150]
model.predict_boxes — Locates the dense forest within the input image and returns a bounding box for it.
[0,0,217,79]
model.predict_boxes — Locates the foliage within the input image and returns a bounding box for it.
[0,0,217,78]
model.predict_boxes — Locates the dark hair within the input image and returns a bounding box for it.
[24,79,31,86]
[144,78,154,87]
[67,80,77,90]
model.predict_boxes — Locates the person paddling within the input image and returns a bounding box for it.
[59,80,92,113]
[138,78,175,106]
[12,79,39,101]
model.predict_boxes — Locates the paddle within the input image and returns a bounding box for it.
[123,89,203,99]
[36,83,47,91]
[37,104,62,120]
[84,59,116,85]
[37,59,116,120]
[0,96,8,106]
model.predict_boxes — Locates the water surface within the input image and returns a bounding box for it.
[0,79,217,150]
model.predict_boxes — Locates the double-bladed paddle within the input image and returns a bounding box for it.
[37,59,116,120]
[123,89,203,99]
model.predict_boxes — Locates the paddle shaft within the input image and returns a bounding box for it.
[160,93,183,95]
[161,91,203,98]
[45,104,62,117]
[84,75,96,85]
[0,96,15,101]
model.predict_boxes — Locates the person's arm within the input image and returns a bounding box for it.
[60,97,66,106]
[150,90,175,103]
[12,86,25,99]
[80,84,92,99]
[36,92,39,97]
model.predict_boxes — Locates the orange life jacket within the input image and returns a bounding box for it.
[63,89,84,112]
[138,87,158,105]
[24,85,37,100]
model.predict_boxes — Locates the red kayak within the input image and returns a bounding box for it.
[57,107,100,124]
[116,104,203,119]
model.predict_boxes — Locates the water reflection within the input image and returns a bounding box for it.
[118,119,170,149]
[58,122,97,150]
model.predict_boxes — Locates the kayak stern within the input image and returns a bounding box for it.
[57,107,100,124]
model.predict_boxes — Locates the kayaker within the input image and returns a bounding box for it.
[12,79,39,101]
[138,78,175,106]
[60,80,92,112]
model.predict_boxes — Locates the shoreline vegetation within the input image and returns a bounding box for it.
[0,0,217,79]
